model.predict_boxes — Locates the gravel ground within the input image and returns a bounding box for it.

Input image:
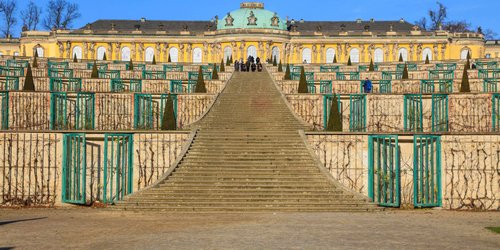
[0,208,499,249]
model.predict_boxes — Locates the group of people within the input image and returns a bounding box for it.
[234,56,263,72]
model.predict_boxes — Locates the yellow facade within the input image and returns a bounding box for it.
[3,2,490,64]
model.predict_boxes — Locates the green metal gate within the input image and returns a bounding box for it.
[75,93,95,130]
[0,91,8,129]
[103,134,133,204]
[349,94,366,132]
[431,94,448,132]
[404,94,423,132]
[323,94,342,129]
[368,135,400,207]
[493,94,500,132]
[134,94,153,129]
[50,92,68,130]
[62,133,87,204]
[413,135,442,208]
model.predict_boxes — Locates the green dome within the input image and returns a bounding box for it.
[217,3,287,31]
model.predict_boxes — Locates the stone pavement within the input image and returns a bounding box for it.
[0,208,499,249]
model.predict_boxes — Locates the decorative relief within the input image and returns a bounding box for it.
[271,13,279,27]
[225,13,234,26]
[247,11,257,26]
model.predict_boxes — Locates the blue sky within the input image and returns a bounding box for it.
[10,0,500,37]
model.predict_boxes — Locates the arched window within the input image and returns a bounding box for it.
[302,48,312,63]
[247,46,257,59]
[223,46,232,62]
[398,48,408,62]
[374,48,384,63]
[13,52,19,56]
[271,46,280,62]
[192,47,202,63]
[144,47,155,62]
[36,47,44,57]
[72,46,82,60]
[350,48,360,63]
[422,48,433,61]
[326,48,335,63]
[97,46,106,60]
[121,47,130,61]
[460,49,470,60]
[169,47,179,62]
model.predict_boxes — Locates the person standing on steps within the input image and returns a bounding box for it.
[234,59,240,72]
[362,77,372,93]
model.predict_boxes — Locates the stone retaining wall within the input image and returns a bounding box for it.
[0,131,190,206]
[307,133,499,210]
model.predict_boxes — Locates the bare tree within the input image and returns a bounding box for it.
[414,17,427,31]
[43,0,81,30]
[21,1,41,31]
[443,20,471,33]
[0,0,17,38]
[428,1,447,30]
[481,28,497,40]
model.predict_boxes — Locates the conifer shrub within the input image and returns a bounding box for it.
[425,54,430,64]
[402,63,409,79]
[91,61,98,78]
[102,52,107,61]
[129,58,134,71]
[278,60,283,72]
[297,66,309,93]
[23,63,35,91]
[152,54,156,65]
[273,56,277,66]
[347,56,352,66]
[326,94,342,131]
[194,66,207,93]
[333,54,337,63]
[399,53,403,62]
[284,64,291,80]
[73,54,78,63]
[212,64,219,80]
[460,61,471,92]
[369,59,374,71]
[220,59,225,72]
[161,93,177,130]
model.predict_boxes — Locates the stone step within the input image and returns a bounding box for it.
[125,193,355,199]
[114,206,380,212]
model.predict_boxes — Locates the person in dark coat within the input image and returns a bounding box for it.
[234,60,240,71]
[363,77,372,93]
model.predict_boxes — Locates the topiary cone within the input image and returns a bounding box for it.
[347,56,352,66]
[23,63,35,91]
[333,54,337,63]
[399,53,403,62]
[460,61,471,92]
[168,53,171,62]
[297,66,309,93]
[91,61,98,78]
[326,94,342,131]
[194,66,207,93]
[284,64,291,80]
[220,59,225,72]
[32,54,38,68]
[273,55,277,66]
[152,54,156,65]
[369,59,374,71]
[402,63,409,79]
[425,54,430,64]
[160,93,177,130]
[102,52,107,61]
[230,55,233,64]
[73,54,78,63]
[226,56,230,66]
[212,64,219,80]
[129,58,134,71]
[278,60,283,72]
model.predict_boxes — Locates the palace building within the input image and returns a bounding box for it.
[4,2,493,63]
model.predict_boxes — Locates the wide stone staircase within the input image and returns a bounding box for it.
[116,69,379,212]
